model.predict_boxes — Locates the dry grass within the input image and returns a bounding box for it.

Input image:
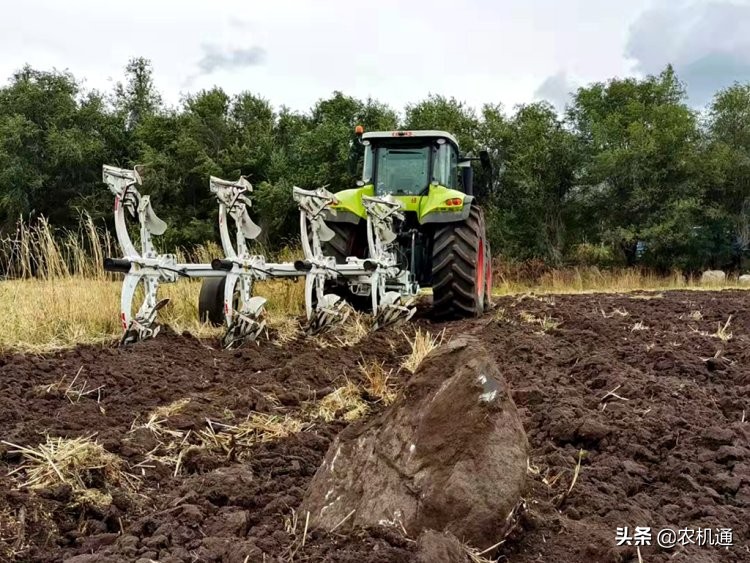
[714,316,733,341]
[310,382,370,422]
[311,309,370,349]
[2,215,749,352]
[0,507,22,558]
[493,307,509,322]
[0,272,305,353]
[133,398,192,439]
[0,216,304,351]
[269,315,302,344]
[35,367,105,406]
[519,311,561,332]
[207,413,306,446]
[282,507,311,560]
[2,436,137,507]
[601,307,629,318]
[150,398,192,420]
[492,266,714,296]
[198,413,307,462]
[360,360,397,405]
[402,328,445,373]
[134,411,308,474]
[332,311,370,347]
[0,215,113,280]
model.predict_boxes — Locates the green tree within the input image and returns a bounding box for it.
[404,95,479,153]
[704,83,750,267]
[0,67,125,229]
[483,102,580,263]
[567,66,706,268]
[114,57,162,130]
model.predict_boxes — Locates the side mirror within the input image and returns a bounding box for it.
[478,149,495,198]
[461,166,474,196]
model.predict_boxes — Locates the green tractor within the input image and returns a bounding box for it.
[196,127,495,338]
[320,128,494,319]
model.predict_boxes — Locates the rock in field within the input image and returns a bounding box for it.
[701,270,726,284]
[301,336,528,550]
[738,274,750,285]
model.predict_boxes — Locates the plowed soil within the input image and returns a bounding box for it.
[1,290,749,562]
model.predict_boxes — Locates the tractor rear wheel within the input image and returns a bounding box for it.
[431,206,487,319]
[199,277,226,326]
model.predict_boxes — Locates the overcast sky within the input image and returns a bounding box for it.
[1,0,749,113]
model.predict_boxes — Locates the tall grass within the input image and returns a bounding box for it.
[490,264,699,295]
[0,215,116,280]
[0,217,304,351]
[0,216,745,351]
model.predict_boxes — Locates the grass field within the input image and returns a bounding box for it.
[1,217,746,351]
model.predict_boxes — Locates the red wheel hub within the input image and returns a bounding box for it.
[485,245,492,292]
[476,238,485,299]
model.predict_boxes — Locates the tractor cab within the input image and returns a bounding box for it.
[359,130,464,197]
[330,129,489,227]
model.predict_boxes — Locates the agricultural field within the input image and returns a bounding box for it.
[1,289,748,562]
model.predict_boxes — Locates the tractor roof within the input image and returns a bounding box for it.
[362,130,460,150]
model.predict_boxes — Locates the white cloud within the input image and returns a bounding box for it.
[534,71,578,111]
[0,0,653,113]
[626,0,750,105]
[195,45,266,76]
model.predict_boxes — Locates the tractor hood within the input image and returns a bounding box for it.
[325,184,472,224]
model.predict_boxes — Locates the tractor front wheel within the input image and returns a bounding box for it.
[319,221,372,312]
[431,206,487,319]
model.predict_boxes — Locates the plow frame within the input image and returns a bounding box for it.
[102,165,418,346]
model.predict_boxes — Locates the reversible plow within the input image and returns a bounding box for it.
[102,165,417,348]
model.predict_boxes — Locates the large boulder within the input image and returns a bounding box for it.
[300,336,528,550]
[739,274,750,286]
[701,270,726,284]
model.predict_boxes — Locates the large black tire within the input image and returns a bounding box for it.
[321,222,359,264]
[431,206,487,319]
[199,277,226,326]
[318,221,372,312]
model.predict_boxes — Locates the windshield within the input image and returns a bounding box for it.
[374,146,430,195]
[363,139,458,195]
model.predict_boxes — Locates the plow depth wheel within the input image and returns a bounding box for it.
[199,277,227,326]
[431,206,487,319]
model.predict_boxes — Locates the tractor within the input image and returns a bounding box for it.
[198,128,494,328]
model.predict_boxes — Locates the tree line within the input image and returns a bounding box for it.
[1,58,749,272]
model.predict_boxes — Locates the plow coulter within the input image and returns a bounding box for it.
[101,165,418,348]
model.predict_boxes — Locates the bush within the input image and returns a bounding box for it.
[568,242,624,268]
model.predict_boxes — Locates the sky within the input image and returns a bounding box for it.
[1,0,749,113]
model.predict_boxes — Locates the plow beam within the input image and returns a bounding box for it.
[102,165,304,348]
[101,164,422,347]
